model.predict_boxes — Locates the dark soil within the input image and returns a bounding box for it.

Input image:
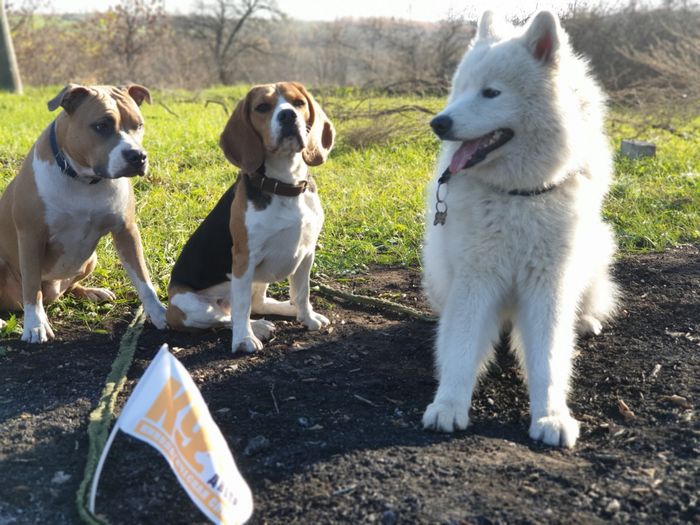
[1,246,699,525]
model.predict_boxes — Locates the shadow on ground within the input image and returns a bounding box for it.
[1,246,698,524]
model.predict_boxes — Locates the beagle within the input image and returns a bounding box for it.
[0,84,167,342]
[166,82,335,353]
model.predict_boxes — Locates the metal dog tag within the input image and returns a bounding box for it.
[433,209,447,226]
[433,169,451,226]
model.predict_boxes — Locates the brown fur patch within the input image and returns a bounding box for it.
[53,86,145,175]
[63,252,99,301]
[165,302,188,331]
[35,130,53,163]
[166,284,194,332]
[166,283,192,302]
[0,257,22,310]
[0,85,151,314]
[230,176,250,278]
[219,82,322,173]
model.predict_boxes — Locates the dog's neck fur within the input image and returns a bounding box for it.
[53,115,101,180]
[263,151,307,185]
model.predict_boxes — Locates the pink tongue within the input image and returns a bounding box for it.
[449,139,484,174]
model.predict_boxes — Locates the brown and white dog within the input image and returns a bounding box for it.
[0,84,167,343]
[166,82,335,353]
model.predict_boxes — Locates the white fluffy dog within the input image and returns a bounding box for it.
[421,11,618,448]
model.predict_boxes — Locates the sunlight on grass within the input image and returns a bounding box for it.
[0,86,698,316]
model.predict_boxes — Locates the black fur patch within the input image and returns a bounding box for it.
[169,171,316,291]
[169,181,237,291]
[245,173,272,210]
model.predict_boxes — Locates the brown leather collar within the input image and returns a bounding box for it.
[247,171,308,197]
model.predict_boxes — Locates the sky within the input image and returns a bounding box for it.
[46,0,624,20]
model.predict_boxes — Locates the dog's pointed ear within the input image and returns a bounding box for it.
[47,84,92,113]
[125,84,152,106]
[477,11,500,40]
[220,92,264,173]
[294,83,335,167]
[523,11,560,64]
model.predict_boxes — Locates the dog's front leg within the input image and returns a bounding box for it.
[516,281,580,448]
[17,230,54,343]
[230,266,274,353]
[423,280,501,432]
[112,223,167,329]
[290,253,328,331]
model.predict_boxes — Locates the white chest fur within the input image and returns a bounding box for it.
[248,190,324,283]
[33,154,130,279]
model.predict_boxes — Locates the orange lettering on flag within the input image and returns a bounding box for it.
[178,403,213,474]
[143,376,214,475]
[145,377,190,434]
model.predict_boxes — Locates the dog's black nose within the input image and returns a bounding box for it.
[430,115,453,138]
[278,109,297,124]
[123,149,147,168]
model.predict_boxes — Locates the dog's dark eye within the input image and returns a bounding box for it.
[255,103,272,113]
[92,119,114,136]
[482,88,501,99]
[292,99,305,108]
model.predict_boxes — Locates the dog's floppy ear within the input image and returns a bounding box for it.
[125,84,152,106]
[47,84,92,113]
[219,92,264,173]
[294,83,335,167]
[523,11,560,64]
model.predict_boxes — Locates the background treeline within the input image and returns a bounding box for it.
[6,0,700,105]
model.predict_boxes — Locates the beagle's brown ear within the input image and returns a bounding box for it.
[47,84,92,113]
[219,94,264,173]
[294,83,335,167]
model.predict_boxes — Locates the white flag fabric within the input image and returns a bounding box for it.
[115,344,253,524]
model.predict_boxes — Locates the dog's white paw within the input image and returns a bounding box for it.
[578,315,603,336]
[301,311,329,331]
[146,303,168,330]
[529,414,580,448]
[232,335,263,354]
[422,399,469,432]
[21,316,55,344]
[251,319,275,340]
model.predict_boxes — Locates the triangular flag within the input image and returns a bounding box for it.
[90,345,253,524]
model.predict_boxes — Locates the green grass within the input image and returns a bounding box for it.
[606,113,700,251]
[0,86,698,329]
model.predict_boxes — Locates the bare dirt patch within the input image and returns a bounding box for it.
[1,246,698,524]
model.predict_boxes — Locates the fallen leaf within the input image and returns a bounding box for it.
[658,395,692,409]
[618,399,636,421]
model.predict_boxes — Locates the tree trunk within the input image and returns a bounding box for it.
[0,0,22,93]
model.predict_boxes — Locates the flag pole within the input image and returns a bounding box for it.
[88,421,121,514]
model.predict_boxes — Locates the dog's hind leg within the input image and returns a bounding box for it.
[578,273,619,336]
[577,224,619,336]
[0,257,20,330]
[251,282,296,317]
[167,288,231,331]
[0,256,22,312]
[66,253,116,303]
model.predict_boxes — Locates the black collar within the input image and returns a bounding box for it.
[247,167,308,197]
[49,121,101,185]
[507,185,558,197]
[437,168,560,197]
